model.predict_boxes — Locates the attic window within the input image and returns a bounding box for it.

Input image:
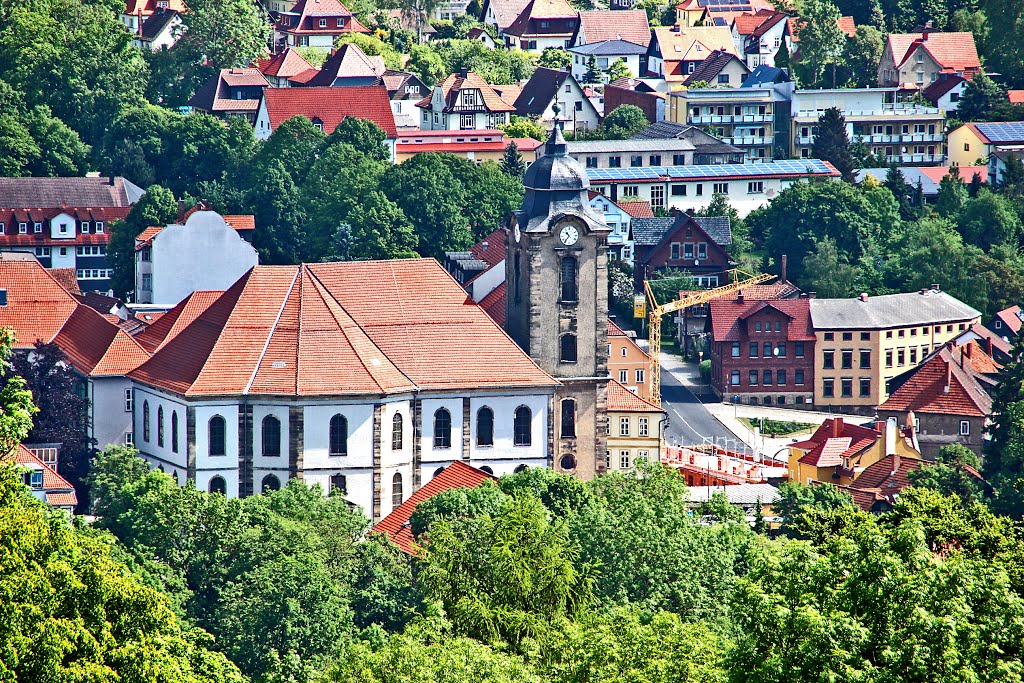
[0,290,8,306]
[34,222,42,233]
[319,18,326,27]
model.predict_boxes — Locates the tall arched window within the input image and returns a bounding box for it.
[392,472,403,508]
[391,413,403,450]
[560,256,577,302]
[329,414,348,456]
[262,474,281,493]
[433,408,451,449]
[513,252,521,304]
[208,415,226,456]
[560,334,577,363]
[208,476,226,494]
[157,406,164,447]
[514,406,532,446]
[171,411,179,453]
[433,466,445,479]
[560,399,576,438]
[477,406,494,446]
[142,401,150,442]
[262,416,281,457]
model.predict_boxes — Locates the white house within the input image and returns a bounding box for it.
[416,69,516,131]
[131,8,181,50]
[134,211,258,306]
[568,40,647,83]
[588,192,637,263]
[127,260,557,522]
[513,67,601,132]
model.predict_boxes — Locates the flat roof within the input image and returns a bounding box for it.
[586,158,838,183]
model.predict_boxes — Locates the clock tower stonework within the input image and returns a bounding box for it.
[505,123,611,479]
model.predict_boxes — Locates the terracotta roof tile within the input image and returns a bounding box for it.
[889,32,981,72]
[0,261,81,350]
[134,291,223,353]
[50,268,81,295]
[833,454,932,511]
[479,282,505,326]
[373,461,495,553]
[993,306,1022,335]
[136,214,254,249]
[878,343,994,417]
[8,444,78,508]
[616,200,654,218]
[578,9,650,47]
[469,227,508,268]
[263,86,397,137]
[607,378,663,412]
[792,418,880,467]
[257,48,315,78]
[1009,90,1024,104]
[708,297,813,342]
[837,15,855,37]
[417,71,516,114]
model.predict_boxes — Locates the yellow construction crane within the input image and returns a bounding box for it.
[644,269,774,406]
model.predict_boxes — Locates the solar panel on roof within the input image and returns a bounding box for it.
[975,122,1024,143]
[585,160,834,182]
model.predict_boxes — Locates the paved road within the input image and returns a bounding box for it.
[658,353,743,449]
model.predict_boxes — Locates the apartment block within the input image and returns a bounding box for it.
[791,88,945,165]
[669,87,775,161]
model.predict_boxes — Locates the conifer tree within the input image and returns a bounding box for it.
[984,331,1024,517]
[500,141,526,178]
[811,107,855,181]
[583,56,602,84]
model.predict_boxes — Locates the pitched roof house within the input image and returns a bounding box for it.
[574,9,651,48]
[877,31,981,89]
[986,305,1023,340]
[683,48,749,86]
[255,86,398,158]
[416,69,516,131]
[502,0,579,51]
[256,48,318,87]
[132,8,182,50]
[188,68,269,122]
[273,0,369,50]
[631,212,732,290]
[513,67,600,132]
[120,0,186,32]
[126,260,557,517]
[481,0,532,36]
[788,417,921,486]
[673,0,775,28]
[730,9,787,71]
[648,25,739,82]
[8,444,78,513]
[305,43,387,87]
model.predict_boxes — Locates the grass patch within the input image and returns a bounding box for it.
[740,418,814,437]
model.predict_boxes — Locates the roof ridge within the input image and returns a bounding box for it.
[245,266,301,394]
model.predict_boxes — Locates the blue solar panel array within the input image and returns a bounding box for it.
[585,159,835,183]
[975,122,1024,143]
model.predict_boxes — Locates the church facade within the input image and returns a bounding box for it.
[505,124,612,479]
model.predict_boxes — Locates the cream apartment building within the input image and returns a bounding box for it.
[809,289,981,411]
[669,87,776,162]
[605,380,665,471]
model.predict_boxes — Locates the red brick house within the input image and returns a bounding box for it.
[708,293,815,406]
[631,212,732,293]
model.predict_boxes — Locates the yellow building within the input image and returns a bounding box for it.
[605,380,665,472]
[787,416,920,486]
[608,319,651,401]
[809,289,980,410]
[947,122,1024,167]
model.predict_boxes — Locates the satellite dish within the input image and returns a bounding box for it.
[773,347,781,356]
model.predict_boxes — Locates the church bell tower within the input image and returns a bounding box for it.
[505,118,611,479]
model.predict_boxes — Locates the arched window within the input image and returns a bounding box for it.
[171,411,179,453]
[560,334,577,363]
[157,406,164,447]
[262,416,281,457]
[142,401,150,442]
[513,406,531,446]
[433,408,451,449]
[330,474,347,494]
[514,464,528,474]
[560,399,576,438]
[513,252,521,304]
[392,472,403,508]
[560,256,577,302]
[208,415,226,456]
[559,454,577,470]
[477,406,494,446]
[262,474,281,493]
[391,413,403,450]
[329,414,348,456]
[480,465,494,475]
[433,466,445,479]
[208,476,226,494]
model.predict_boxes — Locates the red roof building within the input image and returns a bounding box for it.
[503,0,579,52]
[707,292,815,406]
[986,305,1022,339]
[255,86,398,152]
[273,0,369,50]
[188,68,269,123]
[256,48,317,87]
[575,9,650,48]
[8,444,78,513]
[878,31,981,89]
[416,70,516,131]
[373,460,496,554]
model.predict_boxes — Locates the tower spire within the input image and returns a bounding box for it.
[545,103,567,157]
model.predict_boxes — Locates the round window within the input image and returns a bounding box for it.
[559,455,577,470]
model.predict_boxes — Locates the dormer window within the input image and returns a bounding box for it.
[0,289,8,306]
[319,18,326,27]
[95,221,104,232]
[81,221,90,234]
[59,223,69,234]
[33,222,42,233]
[18,222,26,234]
[336,17,344,26]
[157,0,168,6]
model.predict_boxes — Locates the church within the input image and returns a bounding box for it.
[505,122,612,479]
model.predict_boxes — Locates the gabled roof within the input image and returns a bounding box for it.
[708,296,813,342]
[577,9,651,47]
[123,0,186,17]
[373,461,496,554]
[479,282,506,326]
[569,39,648,56]
[742,64,790,87]
[921,75,965,102]
[257,48,315,79]
[416,71,517,113]
[189,68,268,113]
[139,8,179,40]
[276,0,368,34]
[832,454,927,512]
[129,261,556,397]
[506,0,578,37]
[8,444,77,508]
[966,122,1024,146]
[135,213,255,249]
[879,342,996,418]
[483,0,532,31]
[992,305,1023,335]
[617,200,654,218]
[607,379,663,413]
[632,213,730,247]
[469,226,508,269]
[261,86,398,137]
[134,290,223,353]
[888,31,981,72]
[305,43,387,86]
[809,290,980,330]
[51,306,149,377]
[684,49,746,85]
[1009,90,1024,105]
[732,8,779,35]
[651,25,738,81]
[0,177,142,209]
[793,418,879,467]
[515,68,584,116]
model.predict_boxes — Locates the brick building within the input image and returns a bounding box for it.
[632,212,732,292]
[708,293,815,406]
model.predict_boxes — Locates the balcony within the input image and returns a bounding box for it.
[689,113,773,125]
[721,135,774,147]
[856,133,944,144]
[884,154,945,164]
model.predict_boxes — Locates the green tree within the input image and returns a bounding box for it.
[246,159,308,264]
[774,480,856,530]
[957,71,1007,121]
[884,162,917,220]
[583,55,602,84]
[957,187,1022,251]
[974,245,1024,317]
[0,328,36,456]
[600,104,650,139]
[0,82,89,176]
[984,332,1024,517]
[885,217,985,312]
[838,25,883,87]
[500,116,547,141]
[800,236,858,298]
[501,140,527,177]
[383,153,473,259]
[811,107,855,181]
[408,43,447,85]
[908,444,985,505]
[979,0,1024,88]
[327,116,389,162]
[438,156,524,239]
[606,58,633,83]
[107,184,178,301]
[499,465,592,517]
[177,0,271,70]
[538,47,571,70]
[796,0,845,87]
[935,166,968,217]
[697,491,747,523]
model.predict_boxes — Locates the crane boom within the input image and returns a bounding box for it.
[645,270,774,406]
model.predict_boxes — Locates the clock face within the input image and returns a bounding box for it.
[559,225,580,246]
[514,224,521,242]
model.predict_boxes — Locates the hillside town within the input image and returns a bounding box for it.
[5,0,1024,678]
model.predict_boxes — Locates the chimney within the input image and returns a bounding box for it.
[859,292,868,302]
[944,360,951,393]
[885,416,897,455]
[931,283,940,291]
[459,67,469,78]
[892,451,901,473]
[808,291,816,299]
[831,417,842,438]
[672,23,680,32]
[781,254,787,282]
[964,342,973,359]
[737,289,744,303]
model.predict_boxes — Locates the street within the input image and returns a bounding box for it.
[658,352,746,451]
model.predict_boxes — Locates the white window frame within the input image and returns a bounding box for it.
[959,420,970,436]
[125,432,134,446]
[95,222,104,233]
[619,417,629,436]
[124,388,133,412]
[638,417,648,436]
[619,450,630,469]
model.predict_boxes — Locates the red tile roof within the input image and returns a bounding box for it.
[732,9,776,35]
[890,32,981,72]
[837,15,855,37]
[130,261,556,397]
[1009,90,1024,104]
[305,43,387,86]
[919,165,988,185]
[993,306,1022,335]
[50,268,81,295]
[479,282,506,326]
[922,75,965,102]
[134,290,223,353]
[578,9,650,47]
[262,86,398,137]
[616,200,654,218]
[794,418,879,467]
[123,0,186,17]
[469,227,508,269]
[373,460,496,554]
[878,343,995,418]
[415,71,516,114]
[257,48,315,79]
[275,0,368,34]
[607,379,663,412]
[831,454,926,511]
[51,306,149,377]
[0,260,81,350]
[135,214,255,249]
[708,297,814,342]
[188,68,268,113]
[9,444,77,508]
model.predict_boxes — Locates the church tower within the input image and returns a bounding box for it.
[505,120,611,479]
